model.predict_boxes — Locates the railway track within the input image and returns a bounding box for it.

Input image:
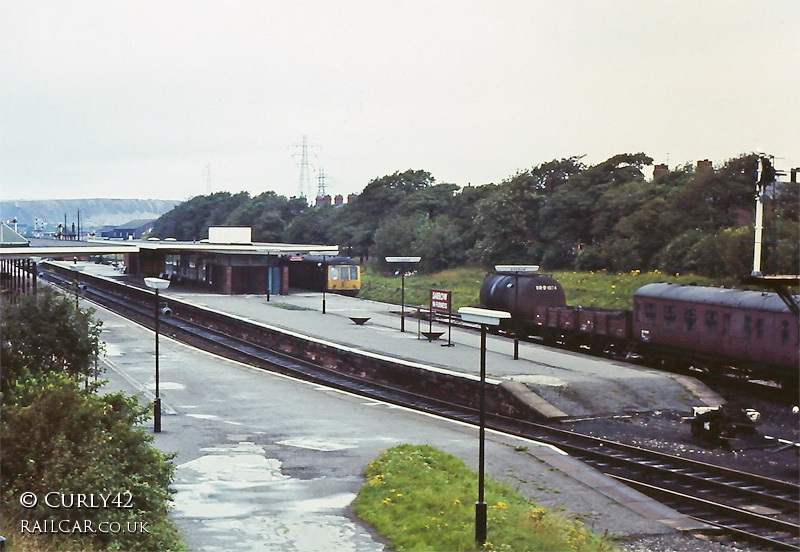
[45,269,800,550]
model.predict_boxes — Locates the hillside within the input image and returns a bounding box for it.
[0,198,179,234]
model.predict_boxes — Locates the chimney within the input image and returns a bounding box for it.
[347,193,359,204]
[653,164,669,180]
[697,159,713,172]
[334,194,344,206]
[315,195,331,207]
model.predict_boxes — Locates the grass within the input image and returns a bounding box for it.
[360,266,738,311]
[353,444,620,552]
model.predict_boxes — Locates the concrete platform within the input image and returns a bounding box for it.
[161,286,723,420]
[90,299,712,551]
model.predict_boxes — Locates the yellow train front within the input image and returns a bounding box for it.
[287,255,361,296]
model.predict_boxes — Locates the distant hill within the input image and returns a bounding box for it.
[0,198,180,234]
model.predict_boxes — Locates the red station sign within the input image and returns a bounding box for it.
[430,289,451,312]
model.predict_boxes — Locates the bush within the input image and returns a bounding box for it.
[1,372,185,551]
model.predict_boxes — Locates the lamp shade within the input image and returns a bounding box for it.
[385,256,421,263]
[458,307,511,326]
[144,277,171,290]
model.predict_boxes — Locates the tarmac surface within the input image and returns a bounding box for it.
[164,285,722,419]
[78,277,722,551]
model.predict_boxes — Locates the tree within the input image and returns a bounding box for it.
[1,288,103,392]
[467,158,585,268]
[345,170,435,254]
[151,192,252,240]
[540,153,652,251]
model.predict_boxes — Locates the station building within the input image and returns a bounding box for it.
[124,227,339,295]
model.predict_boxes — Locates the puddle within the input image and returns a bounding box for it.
[104,343,124,356]
[145,381,185,390]
[277,438,358,452]
[172,442,384,551]
[511,374,568,387]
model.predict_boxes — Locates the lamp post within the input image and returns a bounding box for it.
[144,277,170,433]
[457,306,511,546]
[385,257,421,332]
[310,250,339,314]
[69,264,85,310]
[494,265,539,360]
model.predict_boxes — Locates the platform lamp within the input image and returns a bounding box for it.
[457,306,511,546]
[69,263,85,310]
[494,265,539,360]
[385,257,421,332]
[144,277,170,433]
[309,250,340,314]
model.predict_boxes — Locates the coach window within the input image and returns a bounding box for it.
[330,266,340,280]
[756,318,764,340]
[684,308,696,332]
[645,303,657,325]
[635,302,641,322]
[744,315,752,340]
[705,310,718,335]
[663,305,676,329]
[723,313,731,335]
[781,320,790,346]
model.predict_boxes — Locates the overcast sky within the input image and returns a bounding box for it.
[1,0,798,202]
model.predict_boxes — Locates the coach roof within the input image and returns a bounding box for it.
[634,282,795,314]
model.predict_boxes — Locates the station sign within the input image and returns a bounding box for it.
[430,289,451,312]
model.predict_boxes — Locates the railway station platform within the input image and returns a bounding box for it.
[160,285,723,420]
[87,282,715,551]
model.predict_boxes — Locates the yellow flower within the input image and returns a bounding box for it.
[454,499,461,505]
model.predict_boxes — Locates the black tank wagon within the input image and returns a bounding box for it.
[479,272,566,333]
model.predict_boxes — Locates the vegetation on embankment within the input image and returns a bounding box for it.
[1,289,187,552]
[360,267,737,311]
[353,444,620,552]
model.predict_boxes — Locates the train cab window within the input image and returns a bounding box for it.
[723,313,731,335]
[350,266,359,280]
[781,320,790,346]
[663,305,676,329]
[684,308,696,332]
[744,315,752,340]
[644,303,657,325]
[705,311,718,335]
[330,266,340,280]
[756,318,764,340]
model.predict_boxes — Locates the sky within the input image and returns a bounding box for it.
[1,0,798,202]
